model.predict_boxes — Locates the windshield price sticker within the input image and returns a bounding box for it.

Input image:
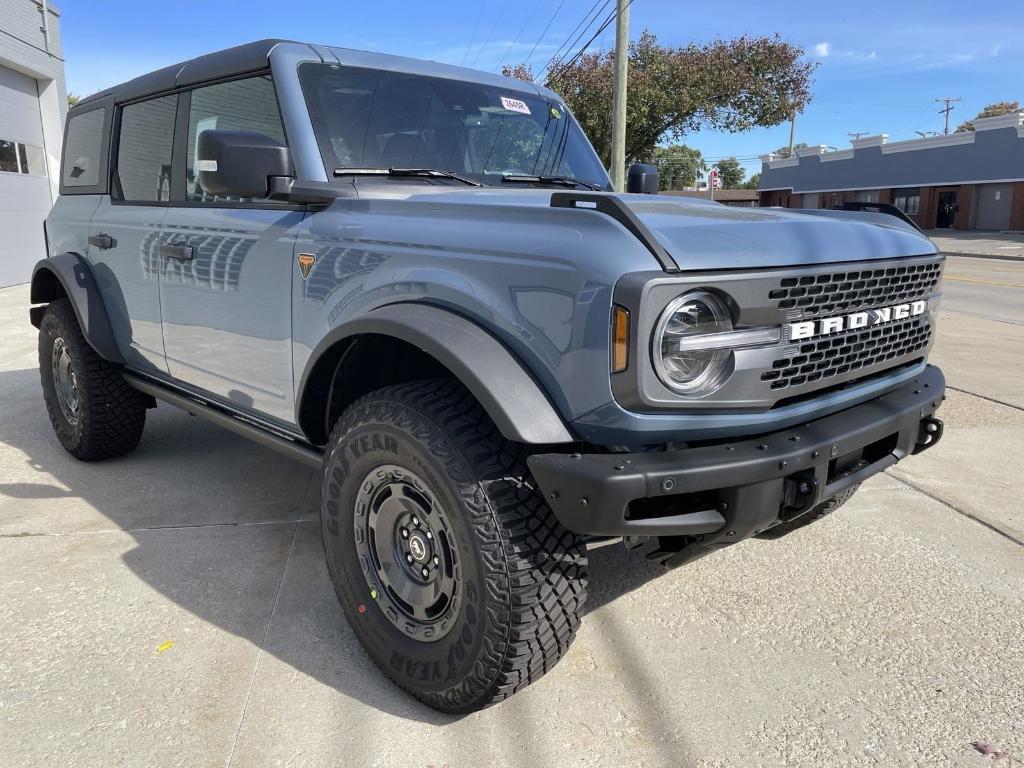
[500,96,531,115]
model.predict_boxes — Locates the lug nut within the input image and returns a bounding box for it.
[411,517,420,526]
[406,554,413,563]
[425,531,433,540]
[433,555,439,565]
[421,567,429,578]
[400,528,409,538]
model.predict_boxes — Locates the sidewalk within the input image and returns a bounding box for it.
[925,230,1024,260]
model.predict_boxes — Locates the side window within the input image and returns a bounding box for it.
[116,95,176,202]
[186,75,286,203]
[62,108,106,188]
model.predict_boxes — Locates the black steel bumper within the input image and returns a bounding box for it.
[528,365,945,556]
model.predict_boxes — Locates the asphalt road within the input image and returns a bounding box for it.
[0,254,1021,767]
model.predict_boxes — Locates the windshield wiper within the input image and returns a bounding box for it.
[501,174,603,191]
[333,167,482,186]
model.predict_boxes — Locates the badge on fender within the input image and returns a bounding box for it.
[297,252,316,280]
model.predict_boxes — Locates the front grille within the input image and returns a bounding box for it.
[768,261,942,317]
[761,315,932,391]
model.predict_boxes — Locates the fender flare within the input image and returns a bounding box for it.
[297,303,576,445]
[29,254,124,364]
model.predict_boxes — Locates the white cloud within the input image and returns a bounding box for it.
[813,42,831,57]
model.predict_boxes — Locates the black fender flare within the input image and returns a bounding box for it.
[297,303,576,445]
[29,254,124,364]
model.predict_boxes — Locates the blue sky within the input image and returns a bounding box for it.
[61,0,1021,181]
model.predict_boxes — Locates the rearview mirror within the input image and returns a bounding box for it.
[196,130,293,199]
[626,163,659,194]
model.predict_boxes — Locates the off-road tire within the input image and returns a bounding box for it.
[321,378,588,713]
[756,483,860,539]
[38,298,147,460]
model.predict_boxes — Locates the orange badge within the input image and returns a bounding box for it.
[297,252,316,279]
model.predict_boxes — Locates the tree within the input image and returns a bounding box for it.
[504,31,816,170]
[956,101,1021,132]
[67,93,79,107]
[741,172,762,190]
[771,142,808,157]
[714,156,744,188]
[652,144,704,190]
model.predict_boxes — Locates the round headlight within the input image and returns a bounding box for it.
[653,290,733,395]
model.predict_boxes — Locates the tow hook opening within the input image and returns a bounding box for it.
[780,472,821,522]
[913,416,943,454]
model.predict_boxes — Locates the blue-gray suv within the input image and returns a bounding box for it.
[33,40,945,712]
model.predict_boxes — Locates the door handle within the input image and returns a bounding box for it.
[159,243,194,262]
[88,233,115,250]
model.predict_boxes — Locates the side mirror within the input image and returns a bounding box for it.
[626,163,658,194]
[196,130,293,199]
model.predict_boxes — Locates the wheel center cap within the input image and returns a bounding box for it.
[408,532,428,562]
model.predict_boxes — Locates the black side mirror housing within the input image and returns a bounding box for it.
[197,129,293,199]
[626,163,659,194]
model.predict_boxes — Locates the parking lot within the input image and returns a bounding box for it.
[1,255,1021,767]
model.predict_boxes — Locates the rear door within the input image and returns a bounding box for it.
[88,94,177,373]
[158,74,303,425]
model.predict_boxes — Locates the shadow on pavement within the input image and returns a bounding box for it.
[0,365,671,727]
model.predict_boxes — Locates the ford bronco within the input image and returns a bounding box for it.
[32,40,945,713]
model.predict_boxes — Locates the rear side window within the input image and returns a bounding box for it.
[62,108,105,187]
[115,95,176,202]
[185,75,286,203]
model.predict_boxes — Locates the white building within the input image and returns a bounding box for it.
[0,0,66,287]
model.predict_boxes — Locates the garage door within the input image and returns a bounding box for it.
[0,64,53,288]
[974,183,1012,231]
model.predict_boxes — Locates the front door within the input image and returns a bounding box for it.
[157,75,302,426]
[89,94,177,373]
[936,190,958,228]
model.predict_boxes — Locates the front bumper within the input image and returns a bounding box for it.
[528,365,945,561]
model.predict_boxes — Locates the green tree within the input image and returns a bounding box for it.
[741,171,762,189]
[956,101,1021,132]
[67,93,79,107]
[771,142,808,157]
[652,144,704,190]
[504,31,816,170]
[715,156,744,188]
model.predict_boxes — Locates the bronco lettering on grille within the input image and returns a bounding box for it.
[788,300,927,342]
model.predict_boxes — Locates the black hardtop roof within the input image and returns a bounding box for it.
[70,38,558,117]
[72,39,296,111]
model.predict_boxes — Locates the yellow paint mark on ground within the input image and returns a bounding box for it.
[156,641,175,653]
[943,275,1024,289]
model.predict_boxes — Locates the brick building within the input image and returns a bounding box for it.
[757,112,1024,231]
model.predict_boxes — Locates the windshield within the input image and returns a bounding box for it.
[298,63,610,189]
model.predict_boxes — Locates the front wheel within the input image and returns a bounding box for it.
[38,298,147,460]
[321,379,588,713]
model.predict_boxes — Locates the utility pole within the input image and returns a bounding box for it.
[610,0,630,190]
[787,111,796,156]
[935,97,961,135]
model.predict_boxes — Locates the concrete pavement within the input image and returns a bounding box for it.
[926,230,1024,260]
[1,257,1022,767]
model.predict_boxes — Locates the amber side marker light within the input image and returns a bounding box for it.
[611,305,630,373]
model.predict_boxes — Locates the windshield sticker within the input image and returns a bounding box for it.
[500,96,531,115]
[549,106,562,119]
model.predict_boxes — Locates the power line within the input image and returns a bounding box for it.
[545,1,625,86]
[461,2,487,66]
[469,0,512,68]
[539,0,612,81]
[497,0,545,71]
[524,0,570,66]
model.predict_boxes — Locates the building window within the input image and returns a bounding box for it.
[0,139,47,176]
[893,187,921,215]
[115,95,177,202]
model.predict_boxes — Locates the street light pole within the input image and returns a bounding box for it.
[610,0,629,191]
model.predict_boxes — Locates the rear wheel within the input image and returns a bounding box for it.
[321,379,588,712]
[38,298,147,460]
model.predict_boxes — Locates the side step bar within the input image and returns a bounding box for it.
[123,373,324,469]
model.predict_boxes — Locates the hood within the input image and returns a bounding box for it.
[384,187,937,272]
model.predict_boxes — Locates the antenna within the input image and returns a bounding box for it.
[934,97,962,134]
